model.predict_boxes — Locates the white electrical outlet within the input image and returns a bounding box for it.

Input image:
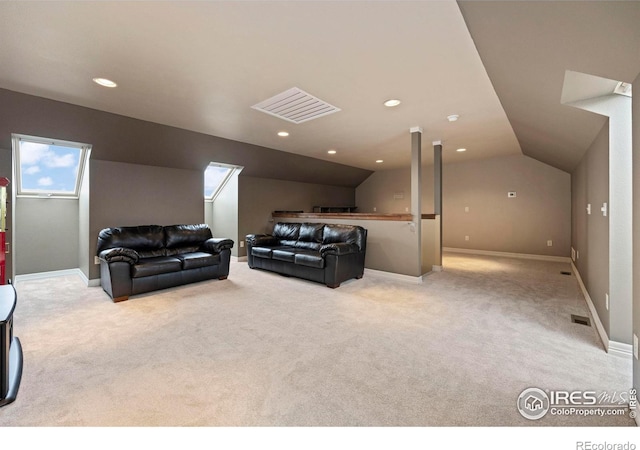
[240,241,244,248]
[634,334,639,360]
[586,203,591,215]
[601,202,608,217]
[547,240,553,247]
[94,256,100,265]
[464,206,469,213]
[606,293,609,311]
[373,207,377,212]
[405,207,409,212]
[465,235,470,241]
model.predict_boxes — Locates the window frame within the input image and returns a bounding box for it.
[12,134,91,199]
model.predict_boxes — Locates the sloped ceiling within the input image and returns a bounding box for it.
[0,1,520,172]
[1,1,637,176]
[458,0,640,173]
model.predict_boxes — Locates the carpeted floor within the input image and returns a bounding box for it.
[0,253,633,426]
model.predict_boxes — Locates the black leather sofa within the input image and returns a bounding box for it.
[97,224,233,302]
[246,222,367,288]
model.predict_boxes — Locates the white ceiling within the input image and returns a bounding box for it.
[0,0,521,171]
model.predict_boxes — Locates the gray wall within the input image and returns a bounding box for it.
[14,198,79,275]
[356,154,571,257]
[0,88,371,188]
[356,168,433,214]
[571,123,610,336]
[237,176,356,257]
[276,216,421,276]
[633,70,640,397]
[89,160,204,279]
[0,88,368,281]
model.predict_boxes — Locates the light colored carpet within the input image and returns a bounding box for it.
[0,253,633,426]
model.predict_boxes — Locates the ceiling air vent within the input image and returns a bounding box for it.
[251,87,341,124]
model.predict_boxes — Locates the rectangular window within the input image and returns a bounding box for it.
[13,135,90,198]
[204,163,239,201]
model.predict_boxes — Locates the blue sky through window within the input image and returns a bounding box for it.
[19,140,82,194]
[204,165,232,199]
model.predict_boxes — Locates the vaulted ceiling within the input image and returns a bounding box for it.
[458,0,640,173]
[0,1,638,174]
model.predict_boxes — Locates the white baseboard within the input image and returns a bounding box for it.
[14,268,101,287]
[232,256,248,262]
[571,261,632,357]
[443,247,571,263]
[432,265,443,272]
[14,268,91,284]
[608,341,633,358]
[364,268,424,284]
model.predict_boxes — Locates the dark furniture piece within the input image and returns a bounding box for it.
[246,222,367,288]
[312,206,358,213]
[0,283,22,408]
[97,224,233,302]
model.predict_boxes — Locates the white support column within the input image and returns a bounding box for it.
[433,140,443,270]
[410,127,422,276]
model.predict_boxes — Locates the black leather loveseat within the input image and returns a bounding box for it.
[246,222,367,288]
[97,224,233,302]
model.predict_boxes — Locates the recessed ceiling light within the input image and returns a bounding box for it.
[327,149,337,154]
[447,114,459,122]
[384,99,401,107]
[375,159,384,163]
[93,77,117,88]
[456,148,467,152]
[277,131,289,137]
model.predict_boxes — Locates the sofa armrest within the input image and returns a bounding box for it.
[319,243,359,257]
[202,238,234,254]
[246,234,279,247]
[99,247,140,264]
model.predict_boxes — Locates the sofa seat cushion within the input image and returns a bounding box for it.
[252,246,275,259]
[132,256,182,278]
[251,246,292,260]
[176,252,221,270]
[272,248,297,262]
[294,251,325,269]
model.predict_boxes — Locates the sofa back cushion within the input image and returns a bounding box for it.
[272,222,300,246]
[97,225,165,257]
[295,223,324,250]
[165,224,212,250]
[322,224,367,252]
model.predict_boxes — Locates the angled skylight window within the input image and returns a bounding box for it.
[614,81,632,97]
[204,163,240,201]
[13,135,90,198]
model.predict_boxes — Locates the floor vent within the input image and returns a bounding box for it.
[251,87,341,124]
[571,314,591,326]
[561,271,572,276]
